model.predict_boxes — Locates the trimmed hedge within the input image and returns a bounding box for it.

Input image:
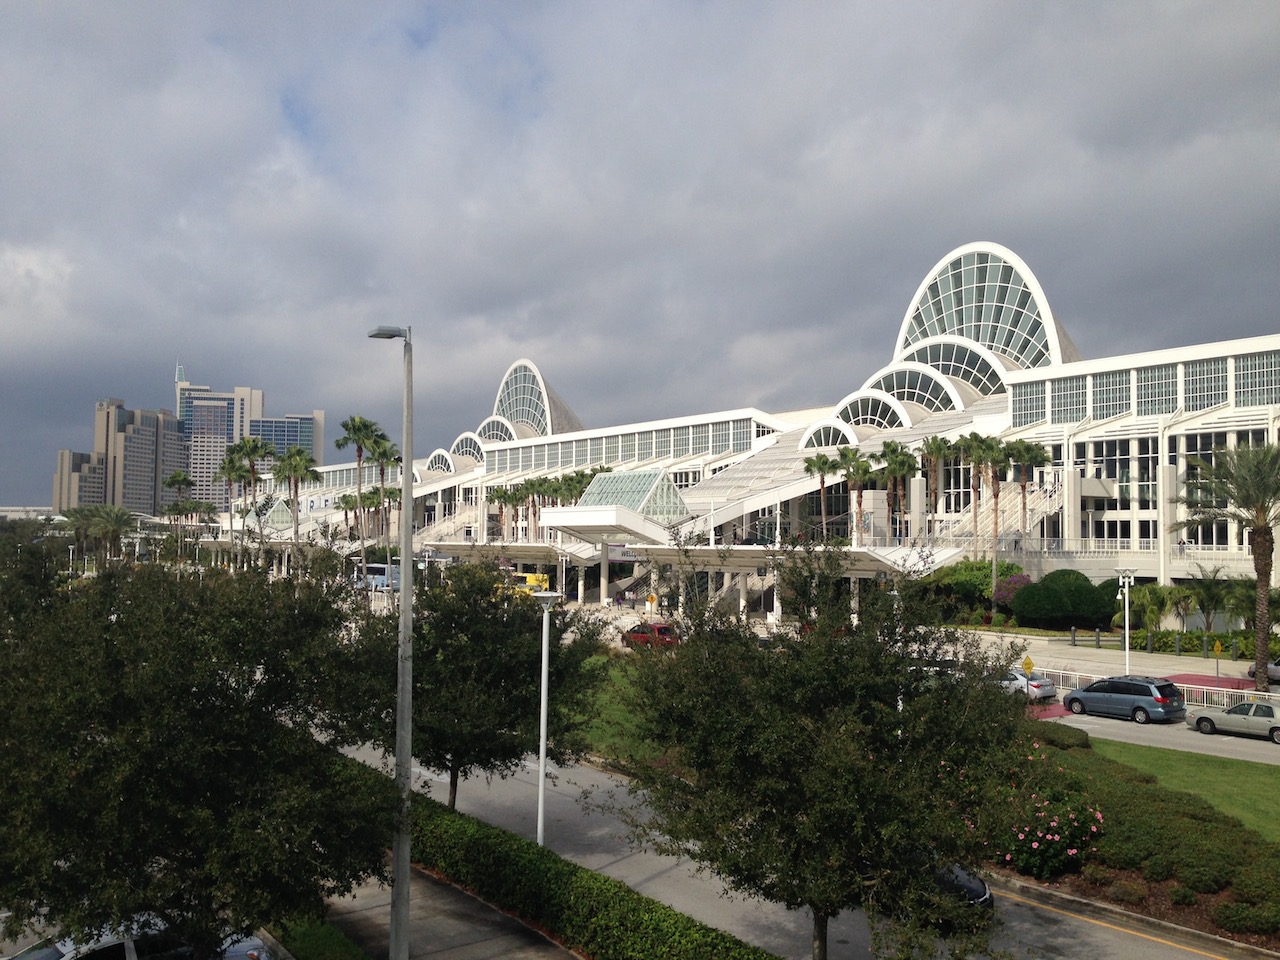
[408,794,780,960]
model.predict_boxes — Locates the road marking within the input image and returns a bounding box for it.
[1000,890,1231,959]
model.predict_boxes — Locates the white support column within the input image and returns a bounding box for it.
[600,538,610,607]
[738,572,748,614]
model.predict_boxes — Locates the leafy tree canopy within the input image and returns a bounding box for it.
[351,560,608,809]
[617,548,1025,960]
[0,565,394,958]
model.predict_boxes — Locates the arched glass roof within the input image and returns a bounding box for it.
[900,337,1008,396]
[833,390,910,430]
[477,416,516,442]
[895,242,1078,370]
[494,362,549,437]
[862,362,961,413]
[799,419,859,449]
[424,450,453,473]
[450,433,484,463]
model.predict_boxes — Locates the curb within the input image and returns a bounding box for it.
[989,873,1280,959]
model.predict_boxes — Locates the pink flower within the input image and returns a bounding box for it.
[1068,849,1078,856]
[1032,842,1039,849]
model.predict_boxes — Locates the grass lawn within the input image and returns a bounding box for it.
[1090,738,1280,845]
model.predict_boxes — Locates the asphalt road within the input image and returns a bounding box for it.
[347,745,1262,960]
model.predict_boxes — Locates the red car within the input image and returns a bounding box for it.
[623,621,680,648]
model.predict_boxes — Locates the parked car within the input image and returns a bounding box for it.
[1246,657,1280,681]
[622,621,680,648]
[10,924,272,960]
[1001,669,1058,701]
[1062,676,1186,724]
[1186,701,1280,744]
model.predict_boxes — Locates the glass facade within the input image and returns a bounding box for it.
[1011,383,1046,428]
[1185,357,1228,411]
[902,249,1052,369]
[901,342,1006,395]
[1136,364,1177,417]
[1050,376,1086,424]
[1236,350,1280,407]
[836,395,904,430]
[1091,370,1131,421]
[494,363,549,435]
[866,367,956,412]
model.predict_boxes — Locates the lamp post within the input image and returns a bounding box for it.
[369,325,414,960]
[1115,566,1135,676]
[532,589,562,845]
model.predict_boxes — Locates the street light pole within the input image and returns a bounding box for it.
[369,325,414,960]
[532,589,562,845]
[1115,567,1135,676]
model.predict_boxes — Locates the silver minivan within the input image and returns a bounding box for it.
[1063,675,1186,724]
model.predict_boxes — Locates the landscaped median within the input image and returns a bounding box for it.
[407,791,779,960]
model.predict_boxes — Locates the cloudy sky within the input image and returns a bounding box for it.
[3,2,1279,505]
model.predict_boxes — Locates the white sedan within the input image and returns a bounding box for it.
[1186,701,1280,744]
[1001,669,1058,701]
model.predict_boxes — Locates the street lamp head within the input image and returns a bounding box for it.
[533,590,563,611]
[368,325,410,340]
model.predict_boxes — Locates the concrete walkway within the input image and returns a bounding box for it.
[325,867,577,960]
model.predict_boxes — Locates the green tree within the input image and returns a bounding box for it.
[1171,443,1280,692]
[366,435,401,557]
[873,440,918,544]
[837,446,877,548]
[918,435,952,543]
[163,470,194,559]
[1005,438,1050,549]
[273,445,322,556]
[954,432,996,549]
[617,549,1022,960]
[356,561,606,809]
[228,436,275,565]
[335,416,389,586]
[802,452,839,540]
[0,566,393,958]
[214,452,251,567]
[1186,563,1230,634]
[87,504,137,563]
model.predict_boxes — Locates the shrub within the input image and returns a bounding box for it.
[993,574,1031,610]
[1176,857,1233,894]
[1108,879,1148,905]
[1081,863,1113,887]
[1027,719,1089,751]
[1213,902,1280,935]
[275,919,367,960]
[1168,885,1197,907]
[1141,854,1175,883]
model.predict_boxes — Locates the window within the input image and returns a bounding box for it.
[1050,376,1086,424]
[1185,358,1227,411]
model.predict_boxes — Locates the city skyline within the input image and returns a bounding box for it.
[3,3,1279,505]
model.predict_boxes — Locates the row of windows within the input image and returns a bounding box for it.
[1010,351,1280,427]
[483,419,756,475]
[902,341,1006,396]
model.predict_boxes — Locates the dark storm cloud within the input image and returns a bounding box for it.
[2,1,1278,504]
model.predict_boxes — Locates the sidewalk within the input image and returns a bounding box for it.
[325,867,576,960]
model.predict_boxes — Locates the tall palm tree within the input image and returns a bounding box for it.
[229,436,276,565]
[163,470,194,559]
[366,435,401,558]
[272,445,321,550]
[57,506,96,570]
[1171,443,1280,692]
[802,451,839,540]
[955,432,996,549]
[985,439,1011,614]
[335,416,388,583]
[88,504,137,564]
[837,446,876,547]
[1005,438,1050,550]
[335,493,360,540]
[873,441,918,544]
[918,435,952,543]
[214,452,251,567]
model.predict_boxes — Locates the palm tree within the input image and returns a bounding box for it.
[955,432,996,549]
[1172,443,1280,692]
[88,504,137,564]
[273,445,321,551]
[918,435,952,543]
[57,506,96,571]
[837,446,876,547]
[335,416,389,583]
[335,493,360,540]
[1005,438,1050,550]
[874,441,918,544]
[367,435,401,557]
[214,452,252,567]
[163,469,194,559]
[1185,563,1229,635]
[228,436,276,565]
[802,451,839,540]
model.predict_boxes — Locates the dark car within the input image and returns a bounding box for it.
[1063,675,1186,724]
[11,926,271,960]
[622,621,680,648]
[1247,657,1280,682]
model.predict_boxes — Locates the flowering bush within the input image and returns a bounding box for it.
[998,795,1103,879]
[993,574,1031,610]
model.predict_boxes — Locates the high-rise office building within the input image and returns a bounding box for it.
[52,398,186,515]
[175,366,324,511]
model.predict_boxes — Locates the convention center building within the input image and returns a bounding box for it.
[260,241,1280,609]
